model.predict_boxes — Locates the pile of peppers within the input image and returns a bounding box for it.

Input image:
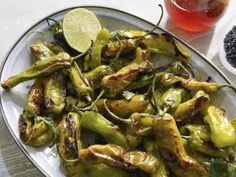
[2,7,236,177]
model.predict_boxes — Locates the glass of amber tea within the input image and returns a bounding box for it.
[164,0,229,32]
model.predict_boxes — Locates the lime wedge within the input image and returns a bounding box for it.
[63,8,101,53]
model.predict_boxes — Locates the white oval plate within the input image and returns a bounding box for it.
[1,6,236,177]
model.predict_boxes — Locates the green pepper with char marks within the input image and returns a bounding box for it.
[57,112,82,160]
[44,72,66,115]
[1,52,71,89]
[173,90,210,121]
[153,113,208,177]
[24,79,44,115]
[161,73,235,93]
[203,106,236,148]
[180,124,235,160]
[127,61,192,91]
[159,87,190,113]
[84,28,110,70]
[30,43,55,61]
[84,65,114,89]
[96,94,149,118]
[80,144,159,174]
[57,112,84,177]
[102,61,152,97]
[103,38,138,58]
[141,33,191,63]
[69,62,92,97]
[19,114,55,147]
[80,111,128,147]
[18,79,55,147]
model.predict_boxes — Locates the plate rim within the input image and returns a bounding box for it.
[0,5,234,177]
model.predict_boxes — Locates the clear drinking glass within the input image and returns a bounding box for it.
[164,0,229,32]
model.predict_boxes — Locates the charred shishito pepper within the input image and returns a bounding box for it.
[57,112,84,177]
[30,43,55,61]
[158,87,190,113]
[84,65,114,89]
[96,94,149,118]
[127,61,192,91]
[153,113,208,177]
[84,28,110,70]
[202,106,236,148]
[141,33,191,63]
[103,38,139,58]
[180,124,235,160]
[173,90,210,121]
[69,62,92,97]
[161,73,235,93]
[19,80,55,146]
[1,52,71,89]
[80,144,160,174]
[57,112,82,160]
[80,111,128,147]
[102,61,152,97]
[44,72,66,115]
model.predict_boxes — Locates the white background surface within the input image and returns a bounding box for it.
[0,0,236,176]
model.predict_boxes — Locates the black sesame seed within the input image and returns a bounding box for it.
[224,26,236,68]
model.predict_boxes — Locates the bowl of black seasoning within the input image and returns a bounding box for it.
[218,17,236,75]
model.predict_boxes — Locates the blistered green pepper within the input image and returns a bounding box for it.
[108,47,150,73]
[1,52,71,89]
[57,112,84,177]
[57,112,82,160]
[203,106,236,148]
[84,28,110,70]
[19,113,54,147]
[180,124,235,160]
[127,61,192,91]
[80,144,159,174]
[102,61,152,97]
[96,94,149,118]
[173,90,210,121]
[153,113,208,177]
[161,73,234,93]
[159,87,189,113]
[30,43,55,60]
[127,113,155,136]
[44,72,66,114]
[18,79,55,147]
[24,79,44,115]
[80,111,128,147]
[84,65,114,89]
[103,38,138,58]
[141,33,191,63]
[69,62,92,97]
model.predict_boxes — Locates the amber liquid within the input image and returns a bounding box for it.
[165,0,228,32]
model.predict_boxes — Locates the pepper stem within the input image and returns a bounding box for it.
[137,4,164,41]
